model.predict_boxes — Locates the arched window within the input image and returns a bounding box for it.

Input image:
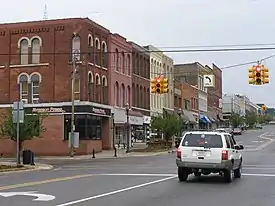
[95,38,100,65]
[127,54,131,75]
[95,74,100,102]
[72,36,81,61]
[74,76,80,101]
[121,52,125,74]
[102,75,108,104]
[115,49,119,71]
[102,41,108,68]
[143,87,146,109]
[136,84,139,106]
[147,88,150,109]
[139,86,143,108]
[127,85,130,106]
[121,84,125,107]
[31,73,41,103]
[135,54,138,75]
[31,38,41,64]
[20,39,29,65]
[132,83,135,107]
[18,73,29,102]
[139,56,143,76]
[115,82,119,106]
[88,34,93,47]
[88,72,94,101]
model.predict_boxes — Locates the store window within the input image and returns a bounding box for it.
[64,114,102,140]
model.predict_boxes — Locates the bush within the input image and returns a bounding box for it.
[147,139,172,149]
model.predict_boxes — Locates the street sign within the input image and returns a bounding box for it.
[12,101,24,110]
[0,191,55,201]
[12,110,24,124]
[203,75,215,88]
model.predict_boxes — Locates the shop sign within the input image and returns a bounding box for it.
[143,116,151,124]
[129,116,144,125]
[32,107,65,113]
[91,107,111,116]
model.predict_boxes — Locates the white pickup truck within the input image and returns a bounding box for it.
[176,131,244,183]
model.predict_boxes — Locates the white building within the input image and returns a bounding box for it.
[144,45,164,116]
[162,54,174,111]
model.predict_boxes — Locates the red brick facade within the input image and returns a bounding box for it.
[0,18,114,156]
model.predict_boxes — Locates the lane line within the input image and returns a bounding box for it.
[243,167,275,170]
[97,173,176,177]
[242,173,275,177]
[56,175,177,206]
[0,174,93,191]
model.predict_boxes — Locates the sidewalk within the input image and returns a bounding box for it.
[35,148,175,161]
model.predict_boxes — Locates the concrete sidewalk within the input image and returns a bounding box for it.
[35,148,174,161]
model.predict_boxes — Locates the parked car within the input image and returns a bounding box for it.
[255,124,262,129]
[176,131,244,183]
[215,128,234,136]
[233,128,242,135]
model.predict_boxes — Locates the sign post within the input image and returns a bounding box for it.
[12,101,24,165]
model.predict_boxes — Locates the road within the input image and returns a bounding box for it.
[1,125,275,206]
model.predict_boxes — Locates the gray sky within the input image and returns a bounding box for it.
[3,0,275,107]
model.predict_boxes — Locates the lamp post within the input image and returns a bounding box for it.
[125,103,130,153]
[111,112,115,149]
[70,49,79,157]
[177,109,182,136]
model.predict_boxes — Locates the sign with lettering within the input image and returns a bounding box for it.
[32,107,65,113]
[92,108,106,115]
[129,116,144,125]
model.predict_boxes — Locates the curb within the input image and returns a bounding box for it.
[0,164,53,174]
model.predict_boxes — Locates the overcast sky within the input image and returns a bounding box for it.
[2,0,275,107]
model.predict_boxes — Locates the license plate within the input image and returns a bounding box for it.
[197,151,205,156]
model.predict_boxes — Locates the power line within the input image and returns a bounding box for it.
[4,46,275,56]
[158,43,275,49]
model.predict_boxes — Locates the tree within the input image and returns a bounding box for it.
[0,108,46,151]
[229,112,243,128]
[151,114,181,141]
[245,112,258,128]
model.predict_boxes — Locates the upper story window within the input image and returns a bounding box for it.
[127,54,130,75]
[102,41,108,68]
[88,34,93,47]
[18,72,42,104]
[95,38,100,65]
[121,52,125,74]
[72,35,81,61]
[115,49,119,71]
[18,36,42,65]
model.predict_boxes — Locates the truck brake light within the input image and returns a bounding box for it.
[221,150,228,160]
[176,148,181,159]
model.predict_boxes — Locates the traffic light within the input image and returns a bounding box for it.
[262,105,267,111]
[248,66,256,84]
[262,67,269,84]
[151,78,157,93]
[161,78,169,93]
[255,66,262,85]
[155,77,162,94]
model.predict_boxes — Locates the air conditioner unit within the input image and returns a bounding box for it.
[21,99,28,104]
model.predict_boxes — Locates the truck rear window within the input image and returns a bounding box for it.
[181,134,223,148]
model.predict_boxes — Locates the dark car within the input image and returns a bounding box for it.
[233,128,242,135]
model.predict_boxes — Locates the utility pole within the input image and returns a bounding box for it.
[70,56,76,157]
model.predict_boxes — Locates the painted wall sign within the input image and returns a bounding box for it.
[32,107,65,113]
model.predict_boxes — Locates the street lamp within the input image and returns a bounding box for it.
[177,109,182,136]
[125,102,130,153]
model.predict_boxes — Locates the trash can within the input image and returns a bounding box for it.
[22,150,32,165]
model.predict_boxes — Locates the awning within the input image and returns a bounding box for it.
[183,110,197,123]
[207,111,218,123]
[217,114,226,122]
[200,115,212,124]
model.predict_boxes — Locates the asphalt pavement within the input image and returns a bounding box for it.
[1,125,275,206]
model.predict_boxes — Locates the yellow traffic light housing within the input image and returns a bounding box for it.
[262,67,269,84]
[151,78,156,93]
[156,77,162,94]
[248,66,256,84]
[255,66,262,85]
[161,78,169,93]
[262,105,267,111]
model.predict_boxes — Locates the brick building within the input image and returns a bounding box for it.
[205,64,224,126]
[0,18,115,156]
[129,42,150,141]
[174,81,197,129]
[108,33,133,147]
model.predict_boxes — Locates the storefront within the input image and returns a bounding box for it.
[0,102,113,156]
[143,116,151,140]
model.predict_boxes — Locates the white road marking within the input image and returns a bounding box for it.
[242,173,275,177]
[252,141,264,143]
[243,167,275,170]
[56,175,177,206]
[97,173,176,177]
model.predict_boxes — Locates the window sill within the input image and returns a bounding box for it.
[9,63,50,68]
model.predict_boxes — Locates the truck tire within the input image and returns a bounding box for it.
[178,167,188,182]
